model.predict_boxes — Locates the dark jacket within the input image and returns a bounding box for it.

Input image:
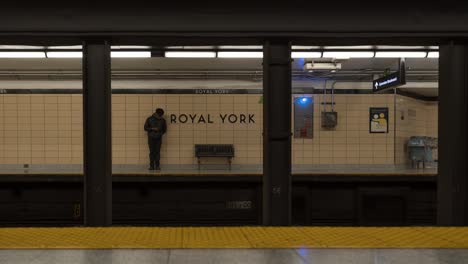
[144,115,167,139]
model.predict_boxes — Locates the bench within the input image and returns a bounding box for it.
[195,144,235,170]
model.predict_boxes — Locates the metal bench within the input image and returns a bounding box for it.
[195,144,235,170]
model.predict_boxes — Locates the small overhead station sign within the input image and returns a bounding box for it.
[373,70,406,92]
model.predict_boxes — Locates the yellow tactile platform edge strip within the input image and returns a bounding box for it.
[1,227,468,249]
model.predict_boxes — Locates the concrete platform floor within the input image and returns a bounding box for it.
[1,249,467,264]
[0,164,437,176]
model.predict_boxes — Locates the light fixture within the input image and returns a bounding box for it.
[322,51,375,59]
[47,45,83,49]
[304,62,342,71]
[46,52,82,58]
[296,97,312,105]
[164,51,216,58]
[111,46,151,49]
[217,52,263,58]
[111,51,151,58]
[427,52,439,58]
[377,45,428,50]
[165,46,216,50]
[218,45,262,49]
[0,52,46,58]
[0,45,45,50]
[292,45,321,49]
[375,51,428,58]
[291,52,322,58]
[324,45,374,50]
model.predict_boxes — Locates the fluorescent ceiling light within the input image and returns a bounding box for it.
[292,45,321,49]
[427,52,439,58]
[322,51,375,59]
[47,45,82,49]
[0,52,46,58]
[217,52,263,58]
[324,46,374,50]
[0,45,45,50]
[112,51,151,58]
[291,52,322,58]
[164,51,216,58]
[48,51,151,58]
[375,51,427,58]
[377,46,427,50]
[219,45,262,49]
[47,52,82,58]
[111,46,151,49]
[165,46,216,50]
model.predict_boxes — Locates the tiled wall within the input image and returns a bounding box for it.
[0,93,437,166]
[112,94,263,165]
[0,94,83,165]
[292,94,395,165]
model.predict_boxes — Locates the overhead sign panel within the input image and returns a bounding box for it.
[373,71,406,92]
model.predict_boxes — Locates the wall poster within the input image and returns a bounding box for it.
[369,107,389,133]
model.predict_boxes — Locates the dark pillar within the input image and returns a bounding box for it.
[83,40,112,226]
[438,42,468,225]
[262,40,292,225]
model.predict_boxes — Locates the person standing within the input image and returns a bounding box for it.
[144,108,167,170]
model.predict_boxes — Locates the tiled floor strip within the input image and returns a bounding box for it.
[1,227,467,249]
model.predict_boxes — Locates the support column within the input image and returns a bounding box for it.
[83,40,112,226]
[262,40,292,225]
[438,42,468,225]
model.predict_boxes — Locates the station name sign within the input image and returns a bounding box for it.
[170,113,255,124]
[373,71,406,92]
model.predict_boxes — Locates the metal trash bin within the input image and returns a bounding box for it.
[407,136,437,169]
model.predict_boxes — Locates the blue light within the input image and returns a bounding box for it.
[297,97,311,105]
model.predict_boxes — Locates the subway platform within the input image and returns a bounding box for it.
[0,164,437,176]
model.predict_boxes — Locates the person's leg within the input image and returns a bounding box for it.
[148,137,156,169]
[154,139,162,169]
